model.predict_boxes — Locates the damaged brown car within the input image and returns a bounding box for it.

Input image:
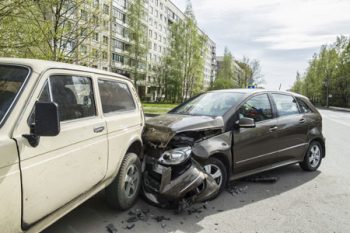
[142,89,325,207]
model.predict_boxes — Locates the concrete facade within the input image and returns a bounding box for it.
[82,0,216,100]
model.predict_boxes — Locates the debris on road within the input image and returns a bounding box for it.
[244,175,279,183]
[152,215,171,222]
[106,223,118,233]
[226,183,248,196]
[124,224,135,230]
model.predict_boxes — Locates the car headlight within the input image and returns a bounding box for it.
[158,147,192,165]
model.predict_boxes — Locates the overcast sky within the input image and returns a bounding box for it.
[172,0,350,90]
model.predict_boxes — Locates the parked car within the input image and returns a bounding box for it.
[143,89,325,206]
[0,58,144,233]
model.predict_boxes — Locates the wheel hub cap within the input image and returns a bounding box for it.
[124,164,139,198]
[204,164,223,187]
[309,145,321,168]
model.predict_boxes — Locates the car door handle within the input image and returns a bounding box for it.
[269,126,278,132]
[299,119,306,124]
[93,126,105,133]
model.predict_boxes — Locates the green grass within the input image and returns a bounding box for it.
[142,103,179,114]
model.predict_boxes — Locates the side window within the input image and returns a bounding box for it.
[239,94,273,122]
[98,79,136,113]
[297,98,312,113]
[272,94,299,117]
[50,75,96,121]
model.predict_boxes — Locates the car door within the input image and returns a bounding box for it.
[233,93,279,173]
[97,78,143,178]
[270,93,309,162]
[12,70,108,226]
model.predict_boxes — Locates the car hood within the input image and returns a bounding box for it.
[143,114,225,148]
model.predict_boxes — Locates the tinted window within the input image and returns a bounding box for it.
[239,94,273,122]
[297,98,312,113]
[50,75,96,121]
[0,65,29,125]
[98,80,136,113]
[272,94,299,117]
[170,92,244,116]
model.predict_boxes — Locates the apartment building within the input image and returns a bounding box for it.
[84,0,216,100]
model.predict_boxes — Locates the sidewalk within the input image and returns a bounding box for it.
[317,106,350,112]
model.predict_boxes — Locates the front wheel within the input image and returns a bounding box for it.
[203,157,227,199]
[300,141,323,171]
[105,153,141,210]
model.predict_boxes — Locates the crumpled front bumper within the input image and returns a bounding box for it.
[142,157,219,207]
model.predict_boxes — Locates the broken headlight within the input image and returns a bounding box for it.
[158,147,192,166]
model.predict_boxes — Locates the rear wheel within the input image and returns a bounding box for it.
[105,153,141,210]
[300,141,322,171]
[203,157,227,199]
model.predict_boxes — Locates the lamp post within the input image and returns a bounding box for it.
[325,76,329,108]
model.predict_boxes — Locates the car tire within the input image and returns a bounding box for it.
[300,141,323,171]
[203,157,227,199]
[105,153,141,210]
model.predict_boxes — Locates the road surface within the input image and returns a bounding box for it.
[44,109,350,233]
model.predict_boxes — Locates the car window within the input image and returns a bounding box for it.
[239,94,273,122]
[0,65,29,126]
[49,75,96,121]
[98,79,136,113]
[272,94,299,117]
[297,98,312,113]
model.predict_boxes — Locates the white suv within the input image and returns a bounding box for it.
[0,58,144,233]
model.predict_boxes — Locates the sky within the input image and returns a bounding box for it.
[172,0,350,90]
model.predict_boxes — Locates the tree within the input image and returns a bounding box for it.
[0,0,100,62]
[291,35,350,107]
[211,47,237,90]
[238,56,264,88]
[127,0,149,94]
[161,0,207,102]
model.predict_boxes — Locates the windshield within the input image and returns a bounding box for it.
[0,65,29,125]
[170,92,245,116]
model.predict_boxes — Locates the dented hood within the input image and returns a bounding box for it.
[144,114,224,147]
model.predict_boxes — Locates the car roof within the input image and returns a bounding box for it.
[208,88,308,99]
[0,57,130,82]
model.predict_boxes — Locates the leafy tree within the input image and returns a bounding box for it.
[161,0,207,102]
[291,35,350,107]
[127,0,149,94]
[211,47,237,90]
[238,57,264,88]
[0,0,101,62]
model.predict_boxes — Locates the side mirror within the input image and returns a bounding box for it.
[238,117,256,128]
[23,102,60,147]
[35,102,60,136]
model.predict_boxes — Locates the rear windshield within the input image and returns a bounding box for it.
[0,65,29,126]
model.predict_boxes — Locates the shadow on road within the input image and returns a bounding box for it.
[44,164,320,233]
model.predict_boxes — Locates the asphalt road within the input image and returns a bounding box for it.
[44,109,350,233]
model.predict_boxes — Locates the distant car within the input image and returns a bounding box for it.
[0,58,144,232]
[143,89,325,204]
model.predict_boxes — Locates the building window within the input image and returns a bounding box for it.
[103,4,109,14]
[81,10,88,21]
[103,35,108,44]
[102,51,108,59]
[112,53,124,64]
[80,45,87,54]
[93,33,99,41]
[112,39,124,50]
